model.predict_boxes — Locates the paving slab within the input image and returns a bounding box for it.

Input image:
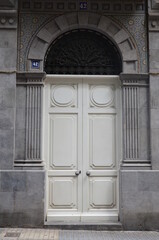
[0,228,159,240]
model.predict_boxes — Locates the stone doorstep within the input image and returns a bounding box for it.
[44,222,123,231]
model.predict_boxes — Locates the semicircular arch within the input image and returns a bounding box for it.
[27,12,139,73]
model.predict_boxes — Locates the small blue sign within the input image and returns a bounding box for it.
[80,2,87,10]
[31,60,40,69]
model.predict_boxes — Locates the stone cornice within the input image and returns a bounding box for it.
[16,72,46,85]
[120,73,149,81]
[120,73,149,87]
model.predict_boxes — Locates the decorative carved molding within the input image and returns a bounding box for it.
[112,15,148,73]
[149,15,159,31]
[19,0,145,13]
[24,13,139,74]
[120,74,149,85]
[90,85,114,108]
[51,85,77,108]
[0,16,17,28]
[18,12,147,73]
[0,10,17,28]
[16,72,46,85]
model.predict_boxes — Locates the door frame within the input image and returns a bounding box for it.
[43,74,122,223]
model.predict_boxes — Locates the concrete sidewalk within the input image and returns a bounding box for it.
[0,228,159,240]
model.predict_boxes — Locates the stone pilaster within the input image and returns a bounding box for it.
[148,0,159,170]
[0,1,17,169]
[15,72,45,169]
[120,74,150,169]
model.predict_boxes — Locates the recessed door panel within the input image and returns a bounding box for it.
[49,114,77,169]
[89,177,117,209]
[90,85,115,108]
[49,177,77,209]
[89,115,115,169]
[51,84,77,108]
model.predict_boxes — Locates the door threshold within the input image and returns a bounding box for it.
[44,221,123,231]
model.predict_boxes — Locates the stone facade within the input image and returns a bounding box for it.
[0,0,159,230]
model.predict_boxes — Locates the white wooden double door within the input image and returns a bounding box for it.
[45,76,120,222]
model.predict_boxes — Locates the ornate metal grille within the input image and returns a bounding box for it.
[44,30,122,75]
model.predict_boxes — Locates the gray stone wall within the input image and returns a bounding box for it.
[149,2,159,169]
[0,9,17,170]
[0,1,45,227]
[0,170,45,227]
[149,27,159,169]
[120,170,159,230]
[119,0,159,231]
[0,74,16,169]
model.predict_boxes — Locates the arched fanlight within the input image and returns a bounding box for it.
[44,29,122,75]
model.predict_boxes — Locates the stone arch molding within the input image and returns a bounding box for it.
[27,12,139,73]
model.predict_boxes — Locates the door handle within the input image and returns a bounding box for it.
[75,170,81,176]
[86,171,90,176]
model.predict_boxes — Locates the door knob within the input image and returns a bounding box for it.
[75,170,81,176]
[86,171,90,176]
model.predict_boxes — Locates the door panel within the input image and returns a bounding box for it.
[49,177,77,209]
[49,114,77,169]
[89,85,115,108]
[89,177,116,208]
[51,84,78,108]
[89,115,115,168]
[45,76,120,222]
